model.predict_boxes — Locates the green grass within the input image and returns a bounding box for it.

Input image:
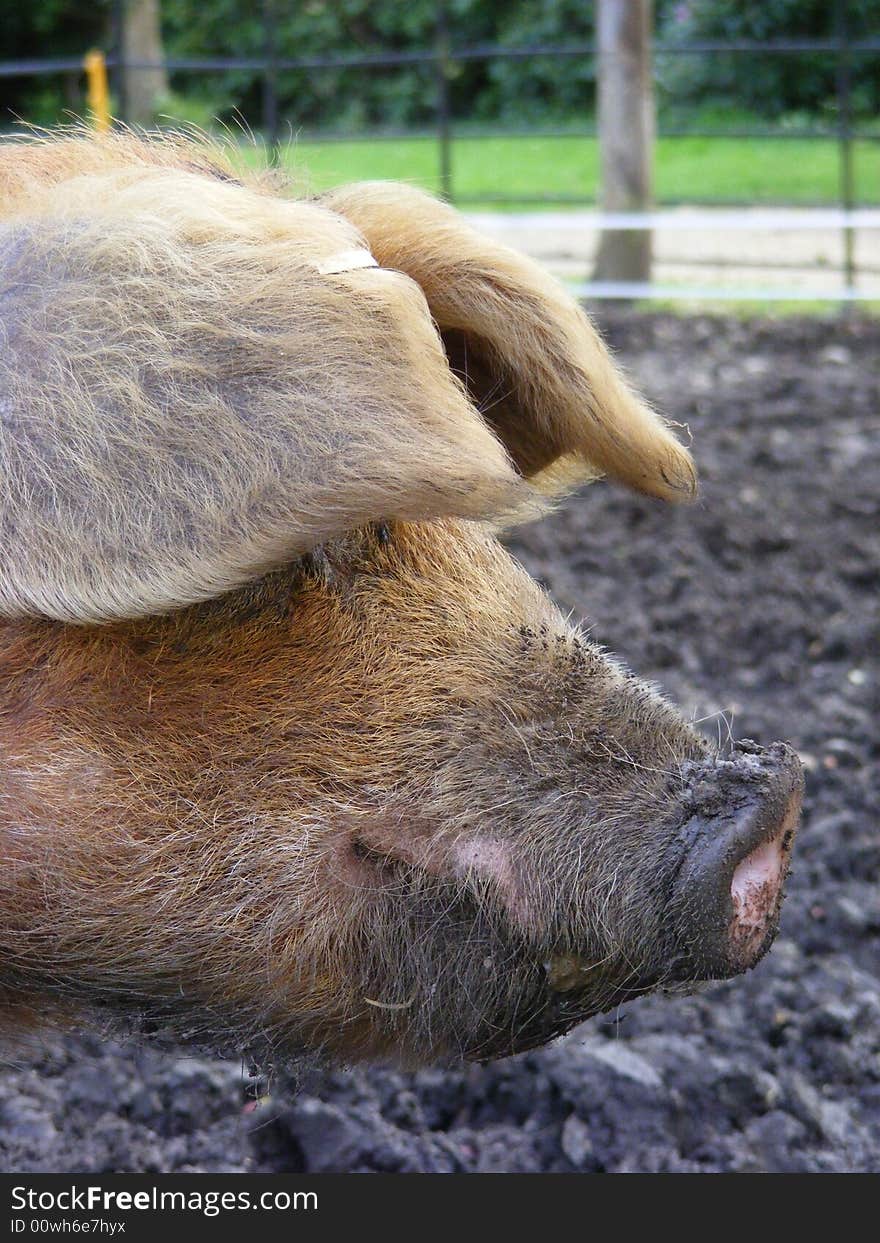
[251,132,877,207]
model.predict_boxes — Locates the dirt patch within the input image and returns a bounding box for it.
[1,313,877,1173]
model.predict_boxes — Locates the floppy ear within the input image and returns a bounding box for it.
[322,182,696,501]
[0,161,529,623]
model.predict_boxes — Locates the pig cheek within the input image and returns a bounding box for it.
[328,814,548,958]
[448,838,542,938]
[337,821,542,939]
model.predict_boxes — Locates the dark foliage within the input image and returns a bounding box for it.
[2,1,878,132]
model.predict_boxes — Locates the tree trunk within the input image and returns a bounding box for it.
[593,0,654,285]
[121,0,168,127]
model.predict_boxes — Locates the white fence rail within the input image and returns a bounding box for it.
[466,209,880,303]
[561,210,880,232]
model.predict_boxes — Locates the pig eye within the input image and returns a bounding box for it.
[349,835,399,882]
[374,522,392,546]
[299,547,327,577]
[351,836,384,863]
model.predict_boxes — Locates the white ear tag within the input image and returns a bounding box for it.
[314,249,380,276]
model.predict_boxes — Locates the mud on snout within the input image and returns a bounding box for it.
[518,739,805,1060]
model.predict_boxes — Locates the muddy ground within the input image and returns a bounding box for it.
[1,313,877,1174]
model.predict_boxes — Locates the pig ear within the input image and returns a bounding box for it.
[322,182,696,502]
[0,173,534,624]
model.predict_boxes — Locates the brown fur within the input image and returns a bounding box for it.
[0,132,710,1065]
[0,520,709,1063]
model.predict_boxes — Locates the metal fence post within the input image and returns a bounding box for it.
[262,0,280,164]
[435,0,453,200]
[83,49,111,133]
[836,0,856,300]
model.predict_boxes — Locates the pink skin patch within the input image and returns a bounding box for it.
[729,799,799,960]
[449,838,535,932]
[730,837,785,955]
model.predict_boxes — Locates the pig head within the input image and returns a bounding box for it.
[0,133,802,1065]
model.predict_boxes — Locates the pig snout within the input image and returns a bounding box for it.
[669,740,804,982]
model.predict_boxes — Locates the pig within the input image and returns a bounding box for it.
[0,131,803,1066]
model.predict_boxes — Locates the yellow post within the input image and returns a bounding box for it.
[83,49,111,134]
